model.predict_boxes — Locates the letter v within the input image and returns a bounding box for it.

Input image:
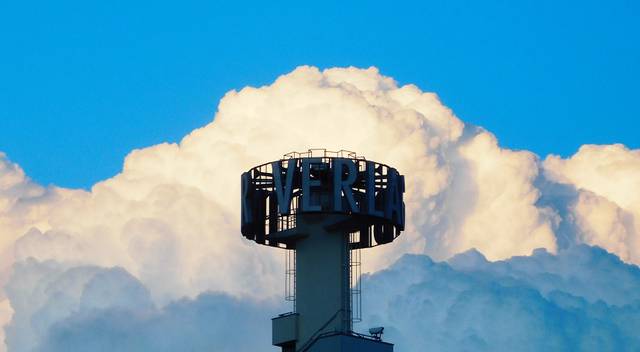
[272,159,296,214]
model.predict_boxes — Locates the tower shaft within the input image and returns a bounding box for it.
[295,214,352,345]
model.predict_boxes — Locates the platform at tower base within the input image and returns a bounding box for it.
[305,332,393,352]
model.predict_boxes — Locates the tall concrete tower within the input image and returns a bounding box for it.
[241,149,405,352]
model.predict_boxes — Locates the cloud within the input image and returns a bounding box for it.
[0,66,639,351]
[433,129,557,260]
[9,246,640,352]
[4,259,280,352]
[544,144,640,262]
[0,300,11,352]
[38,292,279,352]
[0,66,563,286]
[362,245,640,352]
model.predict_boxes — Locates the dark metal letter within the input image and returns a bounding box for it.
[366,161,384,217]
[301,158,322,212]
[272,159,296,214]
[384,168,404,225]
[333,158,358,212]
[241,172,253,225]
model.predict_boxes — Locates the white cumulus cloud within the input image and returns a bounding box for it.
[0,66,639,351]
[544,144,640,262]
[362,245,640,352]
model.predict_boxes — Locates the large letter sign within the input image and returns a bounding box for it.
[240,151,405,249]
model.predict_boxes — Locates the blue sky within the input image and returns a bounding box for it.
[1,0,638,189]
